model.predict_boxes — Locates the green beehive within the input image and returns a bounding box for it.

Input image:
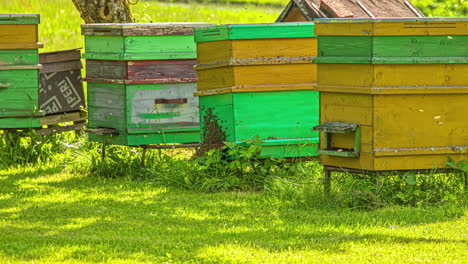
[83,23,215,146]
[194,23,319,158]
[0,13,42,129]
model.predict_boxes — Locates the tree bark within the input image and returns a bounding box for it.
[71,0,134,23]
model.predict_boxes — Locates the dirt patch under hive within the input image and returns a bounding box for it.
[193,107,227,158]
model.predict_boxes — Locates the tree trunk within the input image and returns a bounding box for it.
[72,0,134,23]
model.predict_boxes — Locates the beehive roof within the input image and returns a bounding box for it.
[276,0,424,22]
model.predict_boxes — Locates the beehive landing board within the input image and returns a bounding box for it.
[87,82,200,146]
[198,90,319,158]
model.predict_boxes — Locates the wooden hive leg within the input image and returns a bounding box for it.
[140,147,147,168]
[324,166,332,193]
[101,143,107,163]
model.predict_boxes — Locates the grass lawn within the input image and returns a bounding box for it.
[0,165,466,263]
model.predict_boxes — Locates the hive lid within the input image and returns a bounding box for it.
[81,22,217,36]
[315,17,468,23]
[194,22,316,43]
[0,13,40,24]
[315,17,468,35]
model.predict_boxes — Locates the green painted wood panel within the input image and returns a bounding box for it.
[0,116,40,128]
[194,22,315,43]
[0,69,38,88]
[232,91,319,141]
[0,14,40,24]
[83,35,197,60]
[126,82,199,131]
[0,50,39,65]
[198,90,319,158]
[87,83,127,131]
[0,69,39,117]
[316,35,468,64]
[87,82,201,145]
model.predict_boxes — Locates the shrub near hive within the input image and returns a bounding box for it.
[82,23,215,146]
[194,23,319,158]
[313,17,468,171]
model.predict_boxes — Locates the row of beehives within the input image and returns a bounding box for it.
[0,14,85,129]
[82,18,468,172]
[2,14,467,172]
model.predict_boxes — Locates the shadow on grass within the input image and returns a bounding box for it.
[0,166,466,262]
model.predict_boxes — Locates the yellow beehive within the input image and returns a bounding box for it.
[313,18,468,171]
[194,23,317,95]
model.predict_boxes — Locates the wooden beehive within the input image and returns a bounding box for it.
[313,17,468,171]
[195,23,319,158]
[0,13,43,129]
[82,23,215,146]
[194,23,317,94]
[39,48,85,115]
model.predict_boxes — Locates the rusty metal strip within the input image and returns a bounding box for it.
[138,143,200,149]
[374,146,468,157]
[194,56,315,71]
[84,77,197,84]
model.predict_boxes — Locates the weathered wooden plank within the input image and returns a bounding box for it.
[39,111,86,126]
[82,23,215,36]
[0,69,39,88]
[40,60,82,73]
[88,129,201,146]
[86,59,197,83]
[39,48,81,64]
[0,14,39,24]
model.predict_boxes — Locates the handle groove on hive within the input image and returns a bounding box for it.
[155,98,188,104]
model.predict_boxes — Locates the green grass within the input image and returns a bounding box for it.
[0,163,467,263]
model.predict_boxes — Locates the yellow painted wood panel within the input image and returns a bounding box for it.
[197,38,317,65]
[320,92,373,125]
[320,153,374,171]
[373,94,468,149]
[316,85,468,95]
[373,22,468,36]
[233,64,316,86]
[231,38,317,59]
[196,40,231,64]
[0,24,37,44]
[197,67,234,90]
[318,64,373,87]
[374,154,468,171]
[315,23,373,36]
[374,64,468,87]
[318,64,468,87]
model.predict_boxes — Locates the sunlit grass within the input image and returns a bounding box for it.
[0,167,466,263]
